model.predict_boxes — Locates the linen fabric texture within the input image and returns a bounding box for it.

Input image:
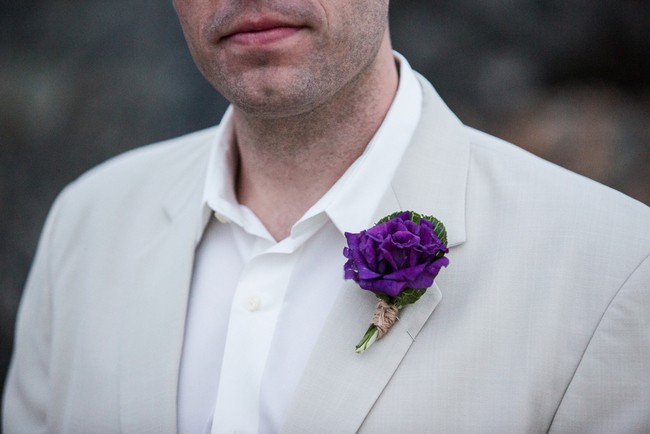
[4,72,650,433]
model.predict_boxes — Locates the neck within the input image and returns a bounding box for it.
[234,35,399,240]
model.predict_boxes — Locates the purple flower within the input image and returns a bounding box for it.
[343,211,449,298]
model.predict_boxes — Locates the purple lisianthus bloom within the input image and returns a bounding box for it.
[343,211,449,298]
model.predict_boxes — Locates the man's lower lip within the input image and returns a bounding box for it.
[224,26,303,46]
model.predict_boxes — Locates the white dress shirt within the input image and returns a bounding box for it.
[177,53,423,434]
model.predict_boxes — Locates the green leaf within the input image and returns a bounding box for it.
[376,210,405,224]
[394,287,427,309]
[375,293,393,304]
[409,211,423,224]
[420,213,448,247]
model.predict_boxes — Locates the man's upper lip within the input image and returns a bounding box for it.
[220,18,304,41]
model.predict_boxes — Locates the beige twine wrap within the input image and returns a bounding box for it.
[372,300,399,339]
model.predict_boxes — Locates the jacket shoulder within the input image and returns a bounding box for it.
[47,125,218,250]
[70,125,219,195]
[464,125,650,259]
[466,126,650,218]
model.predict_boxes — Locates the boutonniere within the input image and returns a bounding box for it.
[343,211,449,353]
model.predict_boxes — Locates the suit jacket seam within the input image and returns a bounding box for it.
[547,250,650,430]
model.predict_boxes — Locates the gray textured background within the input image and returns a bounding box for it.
[2,1,649,399]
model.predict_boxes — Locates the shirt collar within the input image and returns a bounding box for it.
[200,51,423,239]
[201,106,240,227]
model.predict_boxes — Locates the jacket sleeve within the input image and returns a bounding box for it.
[549,253,650,434]
[2,190,68,434]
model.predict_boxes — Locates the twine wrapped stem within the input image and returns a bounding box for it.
[372,299,399,339]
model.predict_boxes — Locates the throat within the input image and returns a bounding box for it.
[235,157,345,241]
[232,112,374,241]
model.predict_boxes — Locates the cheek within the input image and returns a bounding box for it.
[172,0,194,27]
[174,5,210,63]
[173,1,211,42]
[328,2,387,49]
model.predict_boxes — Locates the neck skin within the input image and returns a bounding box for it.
[233,32,399,241]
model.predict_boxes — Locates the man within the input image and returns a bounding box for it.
[4,0,650,433]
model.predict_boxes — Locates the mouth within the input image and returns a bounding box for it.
[220,18,306,46]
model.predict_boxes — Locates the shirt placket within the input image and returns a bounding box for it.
[210,242,298,433]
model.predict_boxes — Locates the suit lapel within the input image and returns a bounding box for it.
[282,280,443,432]
[118,143,210,433]
[389,73,470,248]
[282,75,470,431]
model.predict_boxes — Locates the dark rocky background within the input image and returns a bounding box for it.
[2,1,649,400]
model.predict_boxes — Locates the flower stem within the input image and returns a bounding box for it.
[355,324,379,354]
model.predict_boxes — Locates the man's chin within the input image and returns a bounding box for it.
[222,78,329,119]
[231,97,319,119]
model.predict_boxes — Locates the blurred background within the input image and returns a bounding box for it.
[2,0,649,397]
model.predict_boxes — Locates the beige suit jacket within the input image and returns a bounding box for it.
[4,76,650,433]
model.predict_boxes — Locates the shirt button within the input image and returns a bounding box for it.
[246,294,262,311]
